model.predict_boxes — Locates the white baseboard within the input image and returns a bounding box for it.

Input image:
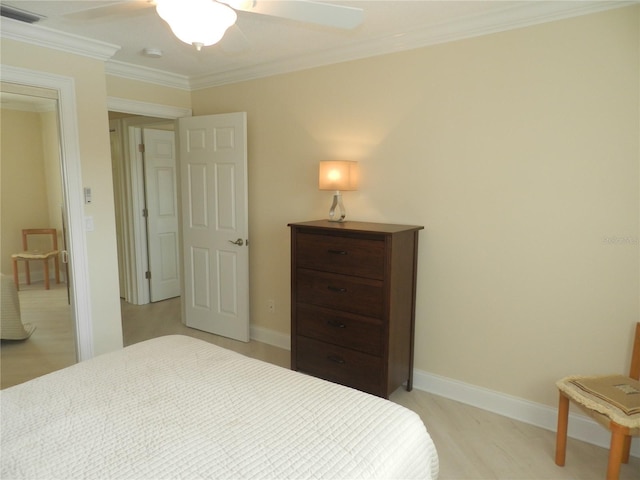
[15,271,62,286]
[251,328,638,458]
[250,325,291,351]
[413,369,639,458]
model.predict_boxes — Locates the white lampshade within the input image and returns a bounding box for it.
[156,0,237,50]
[318,161,359,191]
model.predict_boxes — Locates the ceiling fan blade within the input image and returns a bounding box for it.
[65,1,154,21]
[220,24,252,54]
[222,0,363,30]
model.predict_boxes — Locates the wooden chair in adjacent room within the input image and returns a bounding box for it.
[555,322,640,480]
[11,228,60,291]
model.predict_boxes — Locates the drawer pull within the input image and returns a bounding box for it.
[327,319,346,329]
[327,286,347,293]
[327,249,348,255]
[327,355,346,364]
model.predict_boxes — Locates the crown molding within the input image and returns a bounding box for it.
[0,16,120,61]
[190,0,635,89]
[105,61,191,91]
[3,1,635,91]
[107,96,192,118]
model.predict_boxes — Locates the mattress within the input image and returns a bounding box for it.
[1,335,438,479]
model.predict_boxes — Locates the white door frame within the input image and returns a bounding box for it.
[130,125,150,304]
[107,98,192,305]
[1,65,93,361]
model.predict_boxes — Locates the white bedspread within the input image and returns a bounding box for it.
[1,335,438,479]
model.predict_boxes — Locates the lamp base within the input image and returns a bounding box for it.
[328,191,346,222]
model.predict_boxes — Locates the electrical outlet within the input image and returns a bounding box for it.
[267,299,275,313]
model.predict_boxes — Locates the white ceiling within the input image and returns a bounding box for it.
[1,1,634,90]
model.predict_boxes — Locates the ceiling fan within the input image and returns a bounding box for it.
[65,0,365,51]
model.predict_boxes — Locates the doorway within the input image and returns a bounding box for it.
[1,65,94,366]
[109,113,179,305]
[0,88,75,388]
[106,100,250,343]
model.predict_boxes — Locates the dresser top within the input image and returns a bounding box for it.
[288,220,424,234]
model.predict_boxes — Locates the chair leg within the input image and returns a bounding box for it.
[607,423,627,480]
[555,391,569,466]
[54,255,60,284]
[621,434,631,464]
[43,260,50,290]
[25,261,31,285]
[12,258,20,291]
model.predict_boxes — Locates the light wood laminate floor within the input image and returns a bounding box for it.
[1,282,75,389]
[3,290,639,479]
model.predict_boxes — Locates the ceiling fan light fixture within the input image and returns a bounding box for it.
[156,0,237,50]
[143,47,163,58]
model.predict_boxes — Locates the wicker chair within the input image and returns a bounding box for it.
[555,322,640,480]
[11,228,60,290]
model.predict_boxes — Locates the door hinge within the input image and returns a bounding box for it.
[138,143,145,153]
[142,208,148,217]
[145,271,151,280]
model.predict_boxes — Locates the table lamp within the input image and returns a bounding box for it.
[318,160,359,222]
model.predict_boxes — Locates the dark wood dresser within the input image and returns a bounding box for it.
[289,220,423,398]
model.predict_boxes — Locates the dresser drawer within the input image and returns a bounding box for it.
[296,269,383,318]
[295,231,385,279]
[296,304,384,356]
[296,336,384,396]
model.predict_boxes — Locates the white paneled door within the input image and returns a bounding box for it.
[179,113,249,342]
[144,128,181,302]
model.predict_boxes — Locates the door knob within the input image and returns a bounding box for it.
[228,238,244,246]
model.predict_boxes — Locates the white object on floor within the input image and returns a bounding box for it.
[0,273,35,340]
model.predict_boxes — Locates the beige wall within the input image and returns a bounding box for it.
[41,109,64,241]
[191,6,639,407]
[1,108,52,277]
[0,39,123,355]
[1,5,637,409]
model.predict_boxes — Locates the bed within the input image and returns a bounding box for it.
[1,335,438,479]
